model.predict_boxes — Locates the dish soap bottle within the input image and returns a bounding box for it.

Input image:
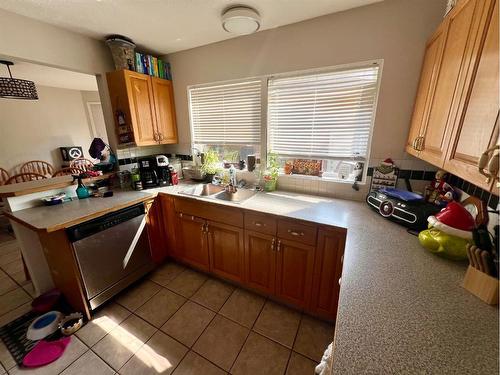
[74,174,90,199]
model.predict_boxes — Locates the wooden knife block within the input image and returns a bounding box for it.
[463,266,499,305]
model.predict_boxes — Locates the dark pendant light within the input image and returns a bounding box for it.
[0,60,38,100]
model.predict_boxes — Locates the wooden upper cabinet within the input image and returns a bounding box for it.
[406,22,447,157]
[418,0,481,166]
[151,77,178,144]
[310,229,346,320]
[175,213,210,271]
[275,238,315,308]
[244,230,276,295]
[444,0,499,192]
[106,69,178,147]
[207,221,244,283]
[125,71,158,146]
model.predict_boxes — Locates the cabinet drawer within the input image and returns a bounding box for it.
[174,197,243,227]
[277,219,317,246]
[244,212,277,235]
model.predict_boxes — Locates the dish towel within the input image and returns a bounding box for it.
[315,342,333,375]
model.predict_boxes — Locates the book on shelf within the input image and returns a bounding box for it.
[133,53,171,80]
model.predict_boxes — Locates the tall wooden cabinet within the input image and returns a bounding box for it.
[444,0,499,190]
[106,70,178,147]
[406,0,498,193]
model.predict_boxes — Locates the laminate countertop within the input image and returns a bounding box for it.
[155,185,499,374]
[6,184,498,373]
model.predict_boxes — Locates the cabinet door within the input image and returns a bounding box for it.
[159,194,178,257]
[207,221,244,283]
[444,0,499,191]
[151,77,178,144]
[310,229,346,320]
[124,71,158,146]
[145,199,166,264]
[176,213,210,271]
[406,23,447,157]
[419,0,481,166]
[244,230,276,295]
[275,238,315,308]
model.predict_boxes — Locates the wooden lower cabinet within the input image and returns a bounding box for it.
[275,238,315,308]
[310,229,346,319]
[207,221,244,283]
[244,231,276,295]
[145,198,166,264]
[159,195,178,257]
[168,195,345,319]
[175,213,210,271]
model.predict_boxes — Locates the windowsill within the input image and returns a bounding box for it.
[278,173,367,185]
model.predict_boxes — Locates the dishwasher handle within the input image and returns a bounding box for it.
[66,203,146,242]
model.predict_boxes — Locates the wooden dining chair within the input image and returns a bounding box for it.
[0,168,9,185]
[52,167,86,177]
[20,160,54,177]
[5,172,47,184]
[69,158,95,172]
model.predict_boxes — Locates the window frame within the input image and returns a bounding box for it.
[187,59,384,184]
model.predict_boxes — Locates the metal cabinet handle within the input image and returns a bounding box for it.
[287,229,304,237]
[153,132,158,142]
[277,240,281,252]
[254,221,264,227]
[158,132,164,142]
[271,237,275,251]
[412,137,418,150]
[478,145,500,183]
[417,136,425,151]
[179,212,183,218]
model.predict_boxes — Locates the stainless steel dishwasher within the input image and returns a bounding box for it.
[66,203,155,310]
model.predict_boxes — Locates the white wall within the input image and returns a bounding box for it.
[0,86,97,173]
[163,0,446,170]
[0,8,118,151]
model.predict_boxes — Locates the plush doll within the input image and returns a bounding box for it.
[424,170,457,207]
[418,201,475,260]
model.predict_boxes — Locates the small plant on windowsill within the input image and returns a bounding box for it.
[201,149,222,182]
[263,152,280,191]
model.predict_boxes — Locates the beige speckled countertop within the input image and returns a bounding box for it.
[5,190,155,232]
[6,183,498,373]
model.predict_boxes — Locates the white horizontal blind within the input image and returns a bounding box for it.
[189,80,261,145]
[268,65,380,160]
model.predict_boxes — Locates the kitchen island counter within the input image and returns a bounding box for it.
[5,190,155,232]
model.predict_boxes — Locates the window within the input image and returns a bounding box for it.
[188,62,382,182]
[189,80,262,162]
[268,64,380,181]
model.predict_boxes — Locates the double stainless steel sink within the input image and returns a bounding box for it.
[180,183,257,203]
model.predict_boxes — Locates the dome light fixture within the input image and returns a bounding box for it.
[0,60,38,100]
[222,6,261,35]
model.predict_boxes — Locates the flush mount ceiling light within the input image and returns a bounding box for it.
[0,60,38,100]
[222,6,261,35]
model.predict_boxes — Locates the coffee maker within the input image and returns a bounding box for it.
[155,155,171,186]
[138,157,158,188]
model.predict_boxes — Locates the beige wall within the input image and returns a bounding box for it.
[164,0,446,168]
[0,86,97,173]
[0,8,118,151]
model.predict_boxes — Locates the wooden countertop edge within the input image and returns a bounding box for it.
[0,173,115,198]
[5,194,156,233]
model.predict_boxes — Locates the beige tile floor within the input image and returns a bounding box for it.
[0,234,333,375]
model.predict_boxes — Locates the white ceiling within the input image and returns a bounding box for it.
[1,60,98,91]
[0,0,382,54]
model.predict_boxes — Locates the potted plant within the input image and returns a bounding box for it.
[200,149,221,182]
[263,152,279,191]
